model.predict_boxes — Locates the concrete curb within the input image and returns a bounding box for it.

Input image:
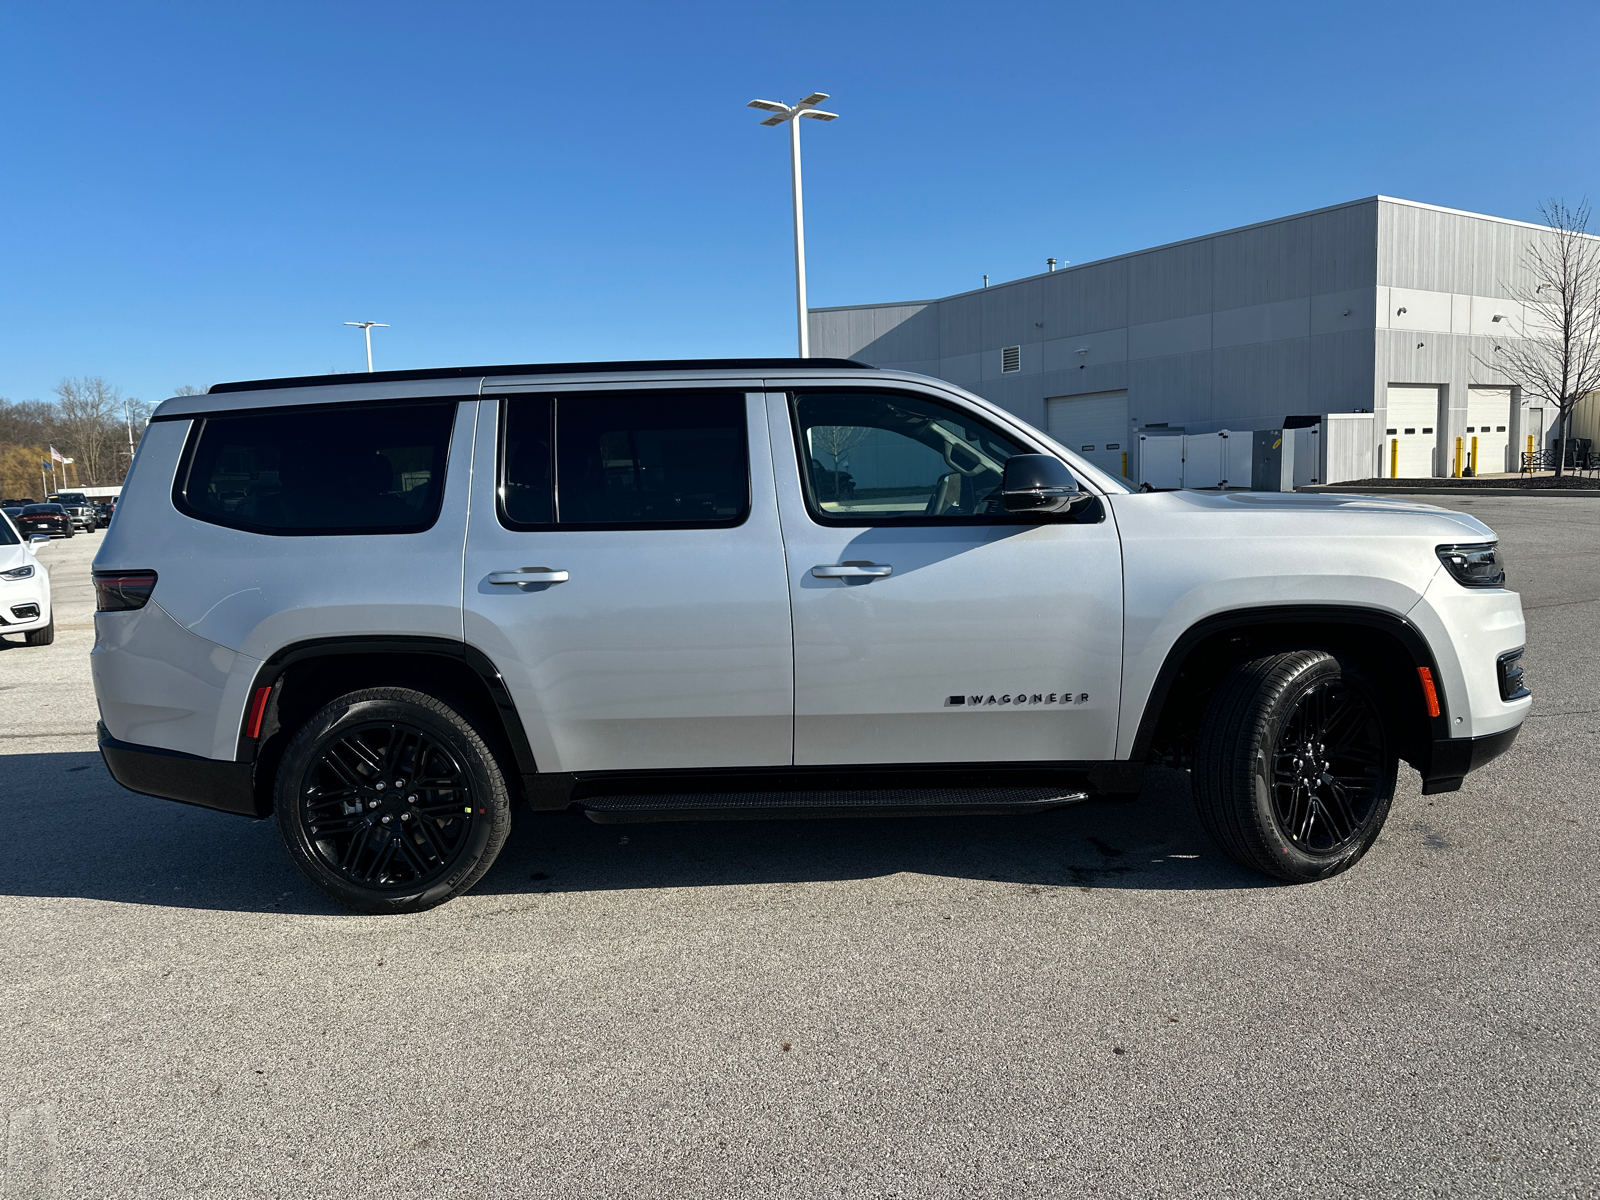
[1299,485,1600,498]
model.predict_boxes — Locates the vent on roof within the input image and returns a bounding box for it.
[1001,345,1021,373]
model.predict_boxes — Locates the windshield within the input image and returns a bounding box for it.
[51,493,87,504]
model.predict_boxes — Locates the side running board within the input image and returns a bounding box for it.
[580,787,1090,824]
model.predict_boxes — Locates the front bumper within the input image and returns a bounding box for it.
[97,722,264,818]
[1418,724,1521,795]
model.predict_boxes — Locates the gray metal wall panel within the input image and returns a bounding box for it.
[1211,217,1314,309]
[1309,329,1376,414]
[1128,240,1214,324]
[1214,339,1313,426]
[938,293,987,359]
[1127,351,1212,427]
[1310,199,1378,292]
[1037,259,1130,335]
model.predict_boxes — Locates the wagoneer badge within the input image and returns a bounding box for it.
[946,693,1089,707]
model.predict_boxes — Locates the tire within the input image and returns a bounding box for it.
[24,617,54,647]
[274,687,514,914]
[1193,651,1397,883]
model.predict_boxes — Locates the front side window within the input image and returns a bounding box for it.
[792,390,1027,523]
[498,391,749,530]
[177,400,459,535]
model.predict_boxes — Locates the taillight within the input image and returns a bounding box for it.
[93,569,158,612]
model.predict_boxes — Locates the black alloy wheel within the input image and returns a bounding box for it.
[1269,676,1388,855]
[1193,650,1397,882]
[275,688,513,913]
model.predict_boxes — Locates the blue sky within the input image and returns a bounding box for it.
[2,0,1596,406]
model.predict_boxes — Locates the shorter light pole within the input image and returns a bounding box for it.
[344,321,390,372]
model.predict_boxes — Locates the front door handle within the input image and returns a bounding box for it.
[488,567,569,585]
[811,562,893,579]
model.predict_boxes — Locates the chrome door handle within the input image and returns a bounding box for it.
[811,562,893,579]
[488,567,569,585]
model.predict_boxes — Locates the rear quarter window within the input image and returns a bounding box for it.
[175,400,460,535]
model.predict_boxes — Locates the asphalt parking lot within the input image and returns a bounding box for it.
[1,498,1596,1200]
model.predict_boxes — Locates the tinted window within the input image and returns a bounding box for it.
[0,517,17,545]
[21,505,64,515]
[498,392,749,529]
[179,401,458,535]
[792,391,1025,522]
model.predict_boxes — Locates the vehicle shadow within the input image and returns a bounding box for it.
[0,751,1274,913]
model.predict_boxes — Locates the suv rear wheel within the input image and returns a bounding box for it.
[1193,650,1396,883]
[274,687,513,913]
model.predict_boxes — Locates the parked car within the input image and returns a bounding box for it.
[0,511,53,645]
[94,501,116,526]
[92,359,1530,913]
[1,506,24,523]
[48,491,98,531]
[16,504,73,539]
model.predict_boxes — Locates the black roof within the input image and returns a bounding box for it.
[208,358,874,395]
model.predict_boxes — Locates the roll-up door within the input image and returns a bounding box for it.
[1046,390,1129,477]
[1384,385,1441,477]
[1466,387,1512,474]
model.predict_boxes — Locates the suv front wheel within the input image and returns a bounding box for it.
[274,687,513,913]
[1193,651,1397,883]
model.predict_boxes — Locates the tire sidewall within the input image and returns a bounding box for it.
[274,692,507,913]
[1247,659,1395,880]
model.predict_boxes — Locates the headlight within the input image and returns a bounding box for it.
[0,564,34,580]
[1436,542,1505,588]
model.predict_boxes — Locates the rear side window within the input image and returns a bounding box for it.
[498,391,749,530]
[177,401,459,535]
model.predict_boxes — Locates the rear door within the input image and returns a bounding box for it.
[463,388,793,773]
[768,386,1123,767]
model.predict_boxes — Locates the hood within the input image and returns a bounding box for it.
[1112,488,1496,542]
[0,541,32,571]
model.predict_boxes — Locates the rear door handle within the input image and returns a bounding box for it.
[810,562,893,579]
[488,567,569,585]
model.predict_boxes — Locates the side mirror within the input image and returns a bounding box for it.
[28,534,49,546]
[1001,454,1087,514]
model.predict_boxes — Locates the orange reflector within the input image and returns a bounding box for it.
[1416,667,1441,718]
[246,686,272,738]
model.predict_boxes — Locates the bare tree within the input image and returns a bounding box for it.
[1478,200,1600,477]
[52,376,122,485]
[173,385,205,396]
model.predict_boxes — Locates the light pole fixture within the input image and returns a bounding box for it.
[747,92,838,357]
[344,321,390,372]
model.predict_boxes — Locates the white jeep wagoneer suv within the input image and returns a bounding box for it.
[91,359,1530,912]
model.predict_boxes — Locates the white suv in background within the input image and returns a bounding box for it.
[0,512,53,646]
[92,360,1530,913]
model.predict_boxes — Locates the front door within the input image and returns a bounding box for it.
[767,388,1124,767]
[463,390,794,773]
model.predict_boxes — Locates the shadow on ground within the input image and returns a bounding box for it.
[0,751,1274,913]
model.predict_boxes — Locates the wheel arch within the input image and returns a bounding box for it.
[238,636,537,816]
[1131,605,1450,774]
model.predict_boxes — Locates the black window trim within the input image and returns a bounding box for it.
[171,395,467,538]
[492,390,755,533]
[786,387,1102,528]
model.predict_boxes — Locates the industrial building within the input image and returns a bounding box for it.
[809,196,1574,485]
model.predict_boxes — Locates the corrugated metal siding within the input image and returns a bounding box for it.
[1128,238,1214,325]
[1211,217,1314,309]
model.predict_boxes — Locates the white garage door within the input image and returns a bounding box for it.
[1466,387,1512,474]
[1047,390,1129,478]
[1384,385,1440,477]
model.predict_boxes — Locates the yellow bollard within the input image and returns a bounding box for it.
[1454,437,1463,477]
[1121,451,1128,478]
[1391,438,1399,478]
[1471,436,1479,476]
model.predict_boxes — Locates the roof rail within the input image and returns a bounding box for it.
[207,358,875,395]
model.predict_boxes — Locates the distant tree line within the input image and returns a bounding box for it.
[0,378,200,500]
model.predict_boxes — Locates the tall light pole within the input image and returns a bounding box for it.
[747,92,838,357]
[344,321,390,372]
